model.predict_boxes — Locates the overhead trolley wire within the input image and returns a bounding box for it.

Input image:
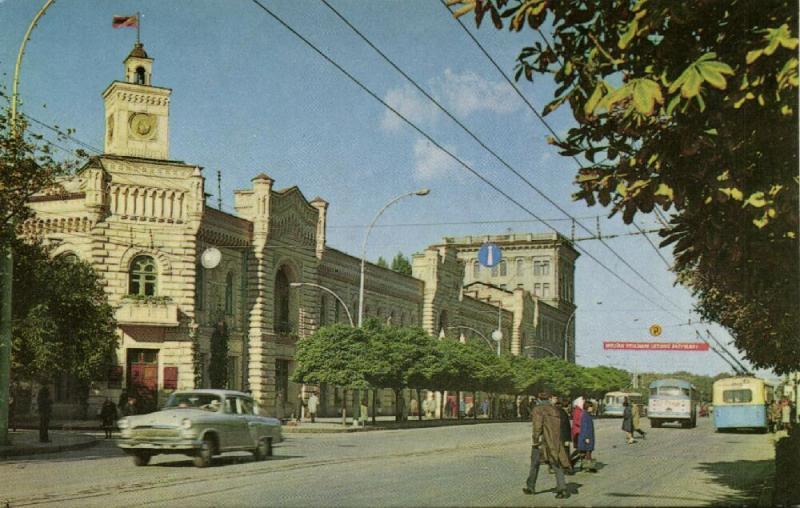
[248,0,686,317]
[322,0,686,316]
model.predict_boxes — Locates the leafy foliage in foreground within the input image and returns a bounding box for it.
[12,241,118,384]
[449,0,799,372]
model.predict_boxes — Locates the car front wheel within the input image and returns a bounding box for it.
[132,452,151,466]
[193,437,214,468]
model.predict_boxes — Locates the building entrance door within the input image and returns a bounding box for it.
[127,349,159,413]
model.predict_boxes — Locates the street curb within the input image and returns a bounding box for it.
[0,435,98,458]
[282,419,517,433]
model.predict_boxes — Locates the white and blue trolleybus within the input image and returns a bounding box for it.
[647,378,698,428]
[712,377,774,432]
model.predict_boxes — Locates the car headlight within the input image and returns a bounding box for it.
[181,418,193,430]
[117,418,129,429]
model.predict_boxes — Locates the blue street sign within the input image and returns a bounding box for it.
[478,243,502,268]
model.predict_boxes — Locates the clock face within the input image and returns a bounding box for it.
[129,113,157,140]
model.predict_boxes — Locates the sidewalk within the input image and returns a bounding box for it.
[0,429,98,458]
[12,415,519,433]
[281,415,516,433]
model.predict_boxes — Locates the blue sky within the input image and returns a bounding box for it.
[0,0,773,379]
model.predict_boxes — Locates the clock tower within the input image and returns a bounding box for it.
[102,43,171,159]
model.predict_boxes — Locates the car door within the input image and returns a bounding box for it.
[222,395,250,449]
[240,396,268,445]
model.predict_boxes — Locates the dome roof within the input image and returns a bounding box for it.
[126,43,149,59]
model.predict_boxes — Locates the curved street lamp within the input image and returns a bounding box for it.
[562,309,576,361]
[289,282,354,327]
[523,345,560,358]
[1,0,56,446]
[447,325,501,356]
[358,189,429,327]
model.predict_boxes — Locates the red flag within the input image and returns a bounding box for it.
[112,15,138,28]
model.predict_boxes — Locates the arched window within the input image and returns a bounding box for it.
[320,295,328,326]
[135,66,146,85]
[473,260,480,278]
[274,267,291,333]
[225,272,234,315]
[196,264,204,311]
[438,309,449,336]
[499,260,507,276]
[59,253,79,264]
[129,255,157,296]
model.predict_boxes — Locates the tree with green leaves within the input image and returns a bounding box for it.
[363,322,438,422]
[11,241,118,408]
[375,256,388,269]
[1,95,82,246]
[390,252,413,276]
[451,0,799,373]
[291,324,371,424]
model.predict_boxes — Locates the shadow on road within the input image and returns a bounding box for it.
[606,492,711,504]
[695,458,773,506]
[155,454,302,468]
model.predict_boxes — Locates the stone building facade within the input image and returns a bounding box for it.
[23,44,577,418]
[434,233,579,362]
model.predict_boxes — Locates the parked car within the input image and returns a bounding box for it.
[117,389,282,467]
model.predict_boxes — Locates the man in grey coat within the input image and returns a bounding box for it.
[523,391,573,499]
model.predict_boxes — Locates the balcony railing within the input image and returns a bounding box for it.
[116,297,179,327]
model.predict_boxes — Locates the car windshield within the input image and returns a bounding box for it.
[164,393,223,412]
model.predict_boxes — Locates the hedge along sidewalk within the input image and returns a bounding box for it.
[0,429,98,458]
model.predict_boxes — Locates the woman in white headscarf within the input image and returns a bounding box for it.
[570,396,585,466]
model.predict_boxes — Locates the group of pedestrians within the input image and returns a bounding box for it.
[524,392,652,499]
[770,398,797,433]
[524,391,598,500]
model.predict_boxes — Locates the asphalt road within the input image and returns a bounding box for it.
[0,416,774,507]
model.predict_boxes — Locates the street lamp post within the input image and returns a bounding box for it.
[1,0,56,447]
[446,325,501,356]
[356,189,429,425]
[289,282,353,327]
[562,308,576,362]
[358,189,429,327]
[289,282,353,425]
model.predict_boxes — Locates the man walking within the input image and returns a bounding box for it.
[307,392,319,423]
[632,402,647,439]
[523,392,573,499]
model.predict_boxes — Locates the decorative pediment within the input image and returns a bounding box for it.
[269,187,318,247]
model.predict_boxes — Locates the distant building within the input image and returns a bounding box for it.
[433,234,579,362]
[23,43,575,419]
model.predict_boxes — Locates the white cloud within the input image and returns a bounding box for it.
[433,68,520,117]
[380,85,439,132]
[413,138,459,181]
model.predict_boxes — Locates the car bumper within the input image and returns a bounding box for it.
[116,438,202,452]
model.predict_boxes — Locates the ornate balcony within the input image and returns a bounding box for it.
[116,297,179,327]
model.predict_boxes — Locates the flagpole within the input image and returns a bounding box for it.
[136,12,140,44]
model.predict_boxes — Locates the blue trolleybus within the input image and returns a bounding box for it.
[647,379,698,428]
[601,391,643,417]
[712,377,775,432]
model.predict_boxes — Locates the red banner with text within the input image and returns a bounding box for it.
[603,341,709,351]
